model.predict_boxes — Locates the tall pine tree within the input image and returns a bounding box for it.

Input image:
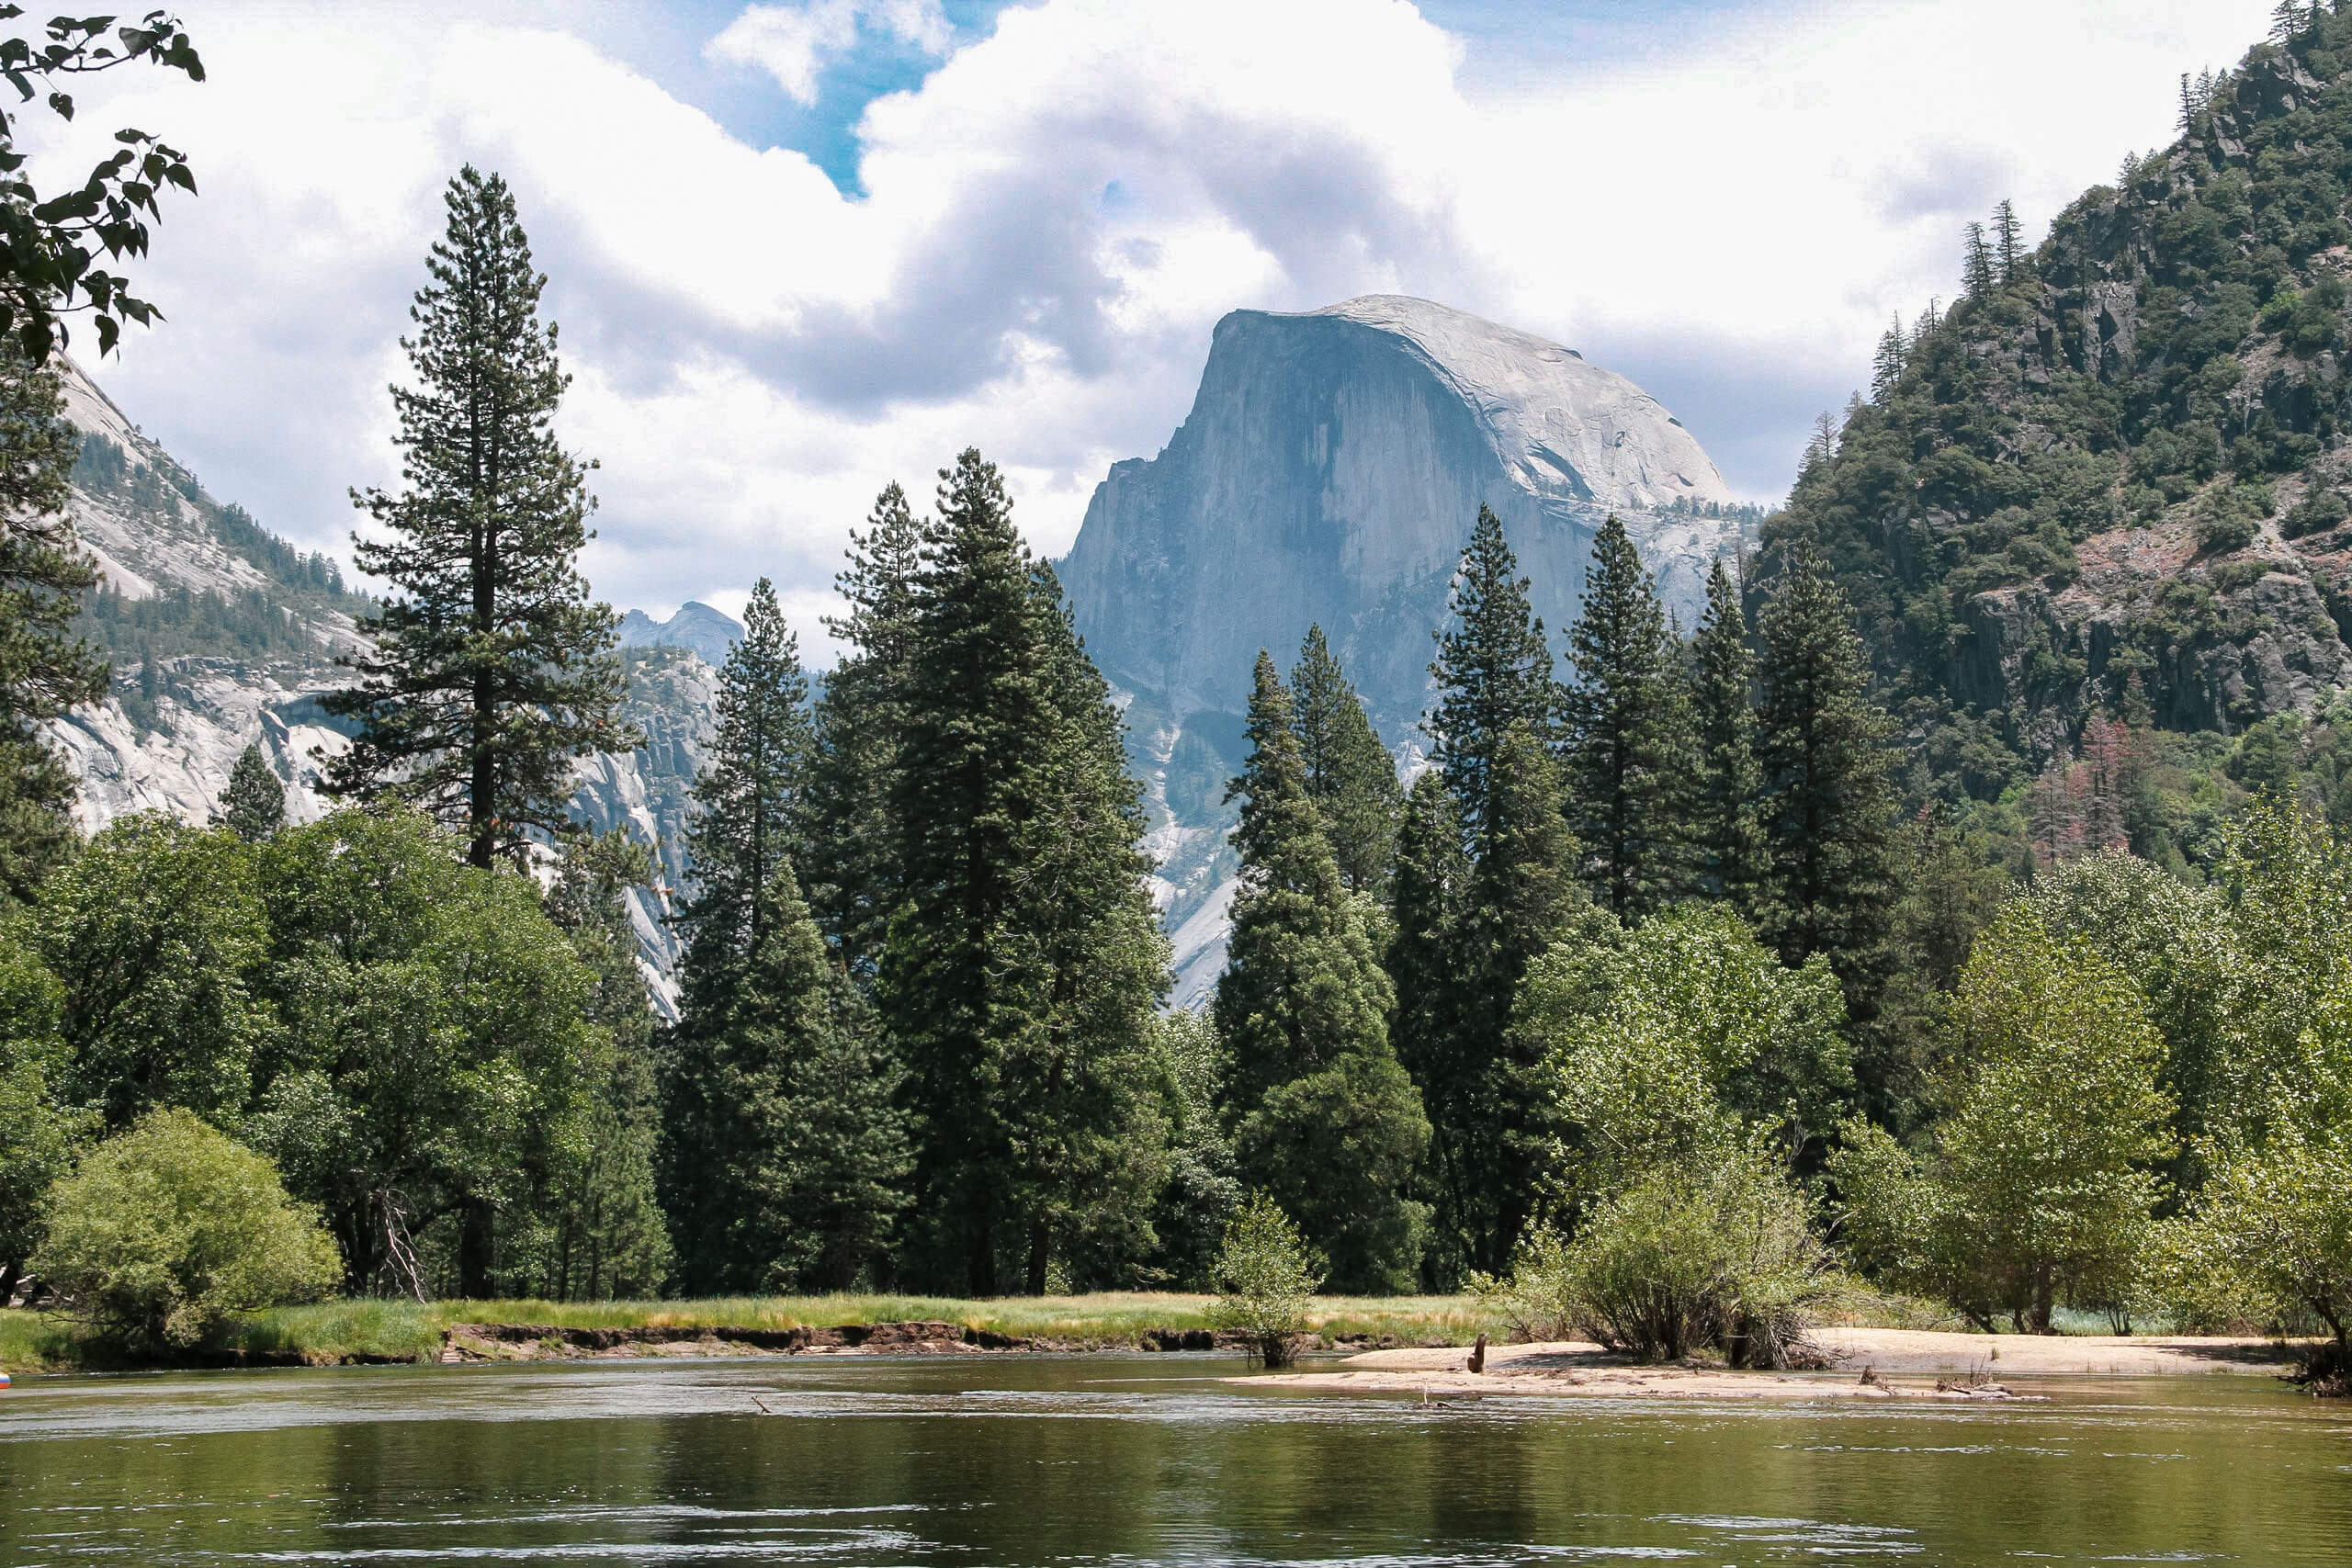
[882,450,1168,1295]
[0,341,102,899]
[325,166,628,868]
[216,743,286,844]
[1559,513,1688,918]
[1287,625,1399,897]
[1686,557,1767,908]
[1216,650,1427,1292]
[1755,536,1897,987]
[1385,765,1468,1173]
[802,482,921,980]
[673,576,810,1011]
[1429,505,1555,852]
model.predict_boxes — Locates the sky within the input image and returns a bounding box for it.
[31,0,2282,652]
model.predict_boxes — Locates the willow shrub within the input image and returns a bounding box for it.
[1209,1192,1325,1367]
[34,1108,341,1348]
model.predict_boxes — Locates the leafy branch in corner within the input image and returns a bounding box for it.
[0,6,204,360]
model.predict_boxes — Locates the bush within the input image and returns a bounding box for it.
[33,1109,342,1348]
[2165,1119,2352,1352]
[1554,1149,1834,1367]
[2283,487,2349,539]
[1209,1192,1325,1367]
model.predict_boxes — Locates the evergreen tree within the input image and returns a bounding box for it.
[1287,625,1399,896]
[216,744,285,843]
[1429,504,1555,853]
[660,860,908,1293]
[324,166,629,869]
[1755,536,1897,1010]
[1559,513,1689,919]
[1686,558,1768,908]
[541,831,671,1298]
[803,482,922,979]
[1871,313,1905,400]
[673,577,811,1012]
[1216,650,1428,1292]
[1385,766,1469,1197]
[1991,198,2024,283]
[0,342,103,899]
[1962,220,1995,297]
[1448,720,1578,1273]
[882,449,1169,1295]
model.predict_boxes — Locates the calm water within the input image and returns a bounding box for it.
[2,1353,2348,1566]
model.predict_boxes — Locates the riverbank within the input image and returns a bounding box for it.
[0,1292,1492,1374]
[1245,1330,2305,1402]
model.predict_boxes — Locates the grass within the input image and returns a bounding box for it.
[0,1292,1498,1375]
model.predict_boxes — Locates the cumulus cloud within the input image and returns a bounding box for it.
[24,0,2278,655]
[707,0,952,105]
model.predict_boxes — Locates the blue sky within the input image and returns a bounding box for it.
[46,0,2280,643]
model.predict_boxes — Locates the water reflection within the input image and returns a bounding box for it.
[0,1354,2343,1566]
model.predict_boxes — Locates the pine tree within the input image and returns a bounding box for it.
[324,166,629,869]
[1871,313,1905,400]
[803,482,922,979]
[1217,651,1427,1292]
[1990,199,2024,284]
[2274,0,2306,43]
[1687,558,1768,908]
[1429,504,1555,853]
[674,577,811,1013]
[1755,536,1896,991]
[543,831,672,1298]
[0,341,103,899]
[216,744,285,843]
[660,860,908,1293]
[1287,625,1400,897]
[882,449,1168,1295]
[1962,220,1995,297]
[1559,513,1689,919]
[1385,766,1469,1167]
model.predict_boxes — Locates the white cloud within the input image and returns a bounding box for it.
[707,0,951,104]
[24,0,2281,658]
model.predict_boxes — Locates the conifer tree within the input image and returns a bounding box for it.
[216,744,285,844]
[0,341,103,899]
[1429,505,1555,852]
[1871,313,1905,400]
[1559,513,1688,919]
[1287,626,1399,896]
[673,577,810,1011]
[1687,558,1768,908]
[1217,651,1428,1292]
[802,482,922,979]
[1990,199,2024,284]
[1755,536,1896,987]
[1385,765,1469,1168]
[325,166,628,868]
[1962,220,1995,297]
[660,860,908,1293]
[882,449,1168,1295]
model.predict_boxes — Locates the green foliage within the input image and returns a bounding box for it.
[1686,558,1767,908]
[1287,626,1400,896]
[1208,1191,1325,1366]
[1428,503,1555,851]
[1144,1008,1239,1290]
[1216,650,1427,1292]
[1524,903,1850,1195]
[1831,908,2174,1331]
[325,165,630,868]
[1524,1145,1835,1366]
[33,1108,339,1348]
[2168,1119,2352,1344]
[0,924,90,1288]
[0,338,103,898]
[216,744,285,843]
[1560,513,1690,916]
[880,450,1170,1294]
[0,10,206,359]
[36,815,271,1128]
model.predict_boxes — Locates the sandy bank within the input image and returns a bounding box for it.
[1240,1329,2301,1402]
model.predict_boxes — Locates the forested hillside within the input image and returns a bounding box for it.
[1780,6,2352,854]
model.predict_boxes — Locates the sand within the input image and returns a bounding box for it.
[1238,1328,2301,1402]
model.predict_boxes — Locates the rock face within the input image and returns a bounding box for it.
[45,360,714,1013]
[1061,296,1740,739]
[1058,296,1746,1003]
[618,602,743,668]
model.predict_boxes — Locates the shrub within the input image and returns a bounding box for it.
[1209,1192,1325,1367]
[2283,487,2349,540]
[33,1109,342,1348]
[1505,1147,1836,1367]
[2165,1119,2352,1351]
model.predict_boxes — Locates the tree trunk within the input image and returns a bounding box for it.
[459,1197,495,1299]
[1025,1219,1049,1296]
[0,1259,18,1308]
[965,1200,996,1299]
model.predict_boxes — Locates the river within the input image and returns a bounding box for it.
[1,1353,2346,1564]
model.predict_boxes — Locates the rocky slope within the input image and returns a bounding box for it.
[1060,296,1747,1002]
[45,361,723,1011]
